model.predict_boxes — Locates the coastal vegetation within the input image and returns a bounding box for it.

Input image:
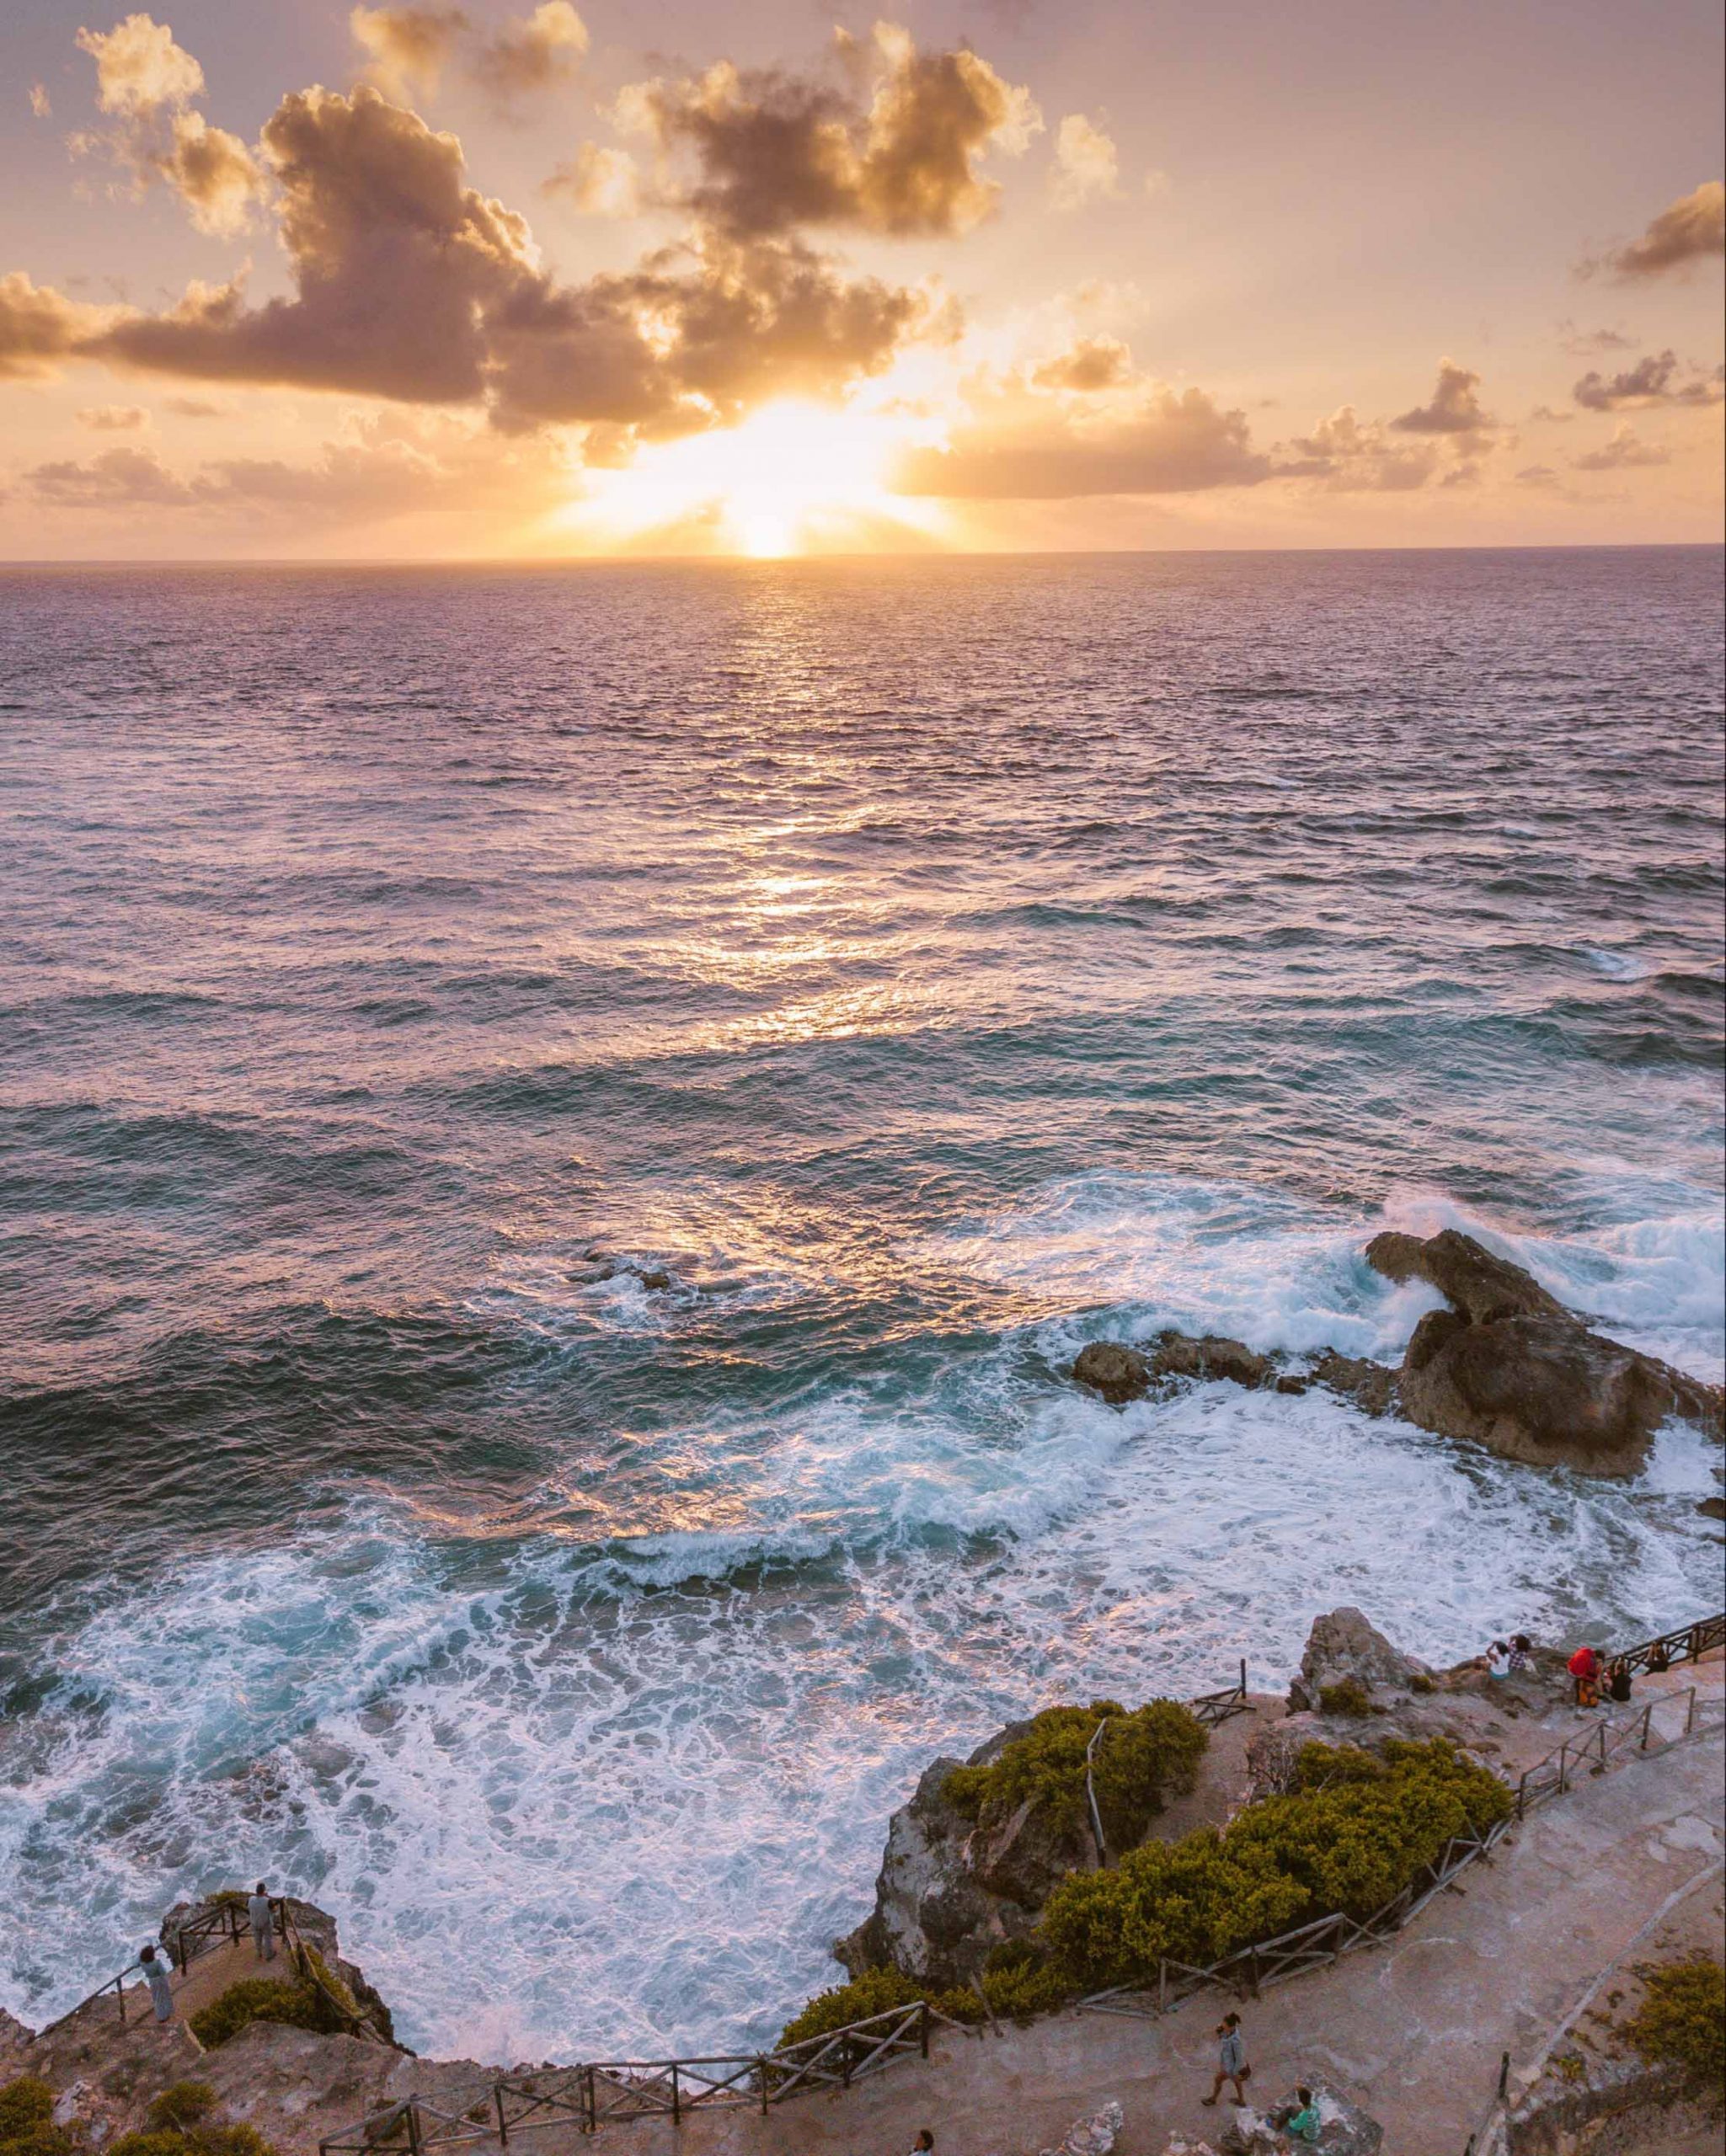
[187,1949,362,2050]
[1627,1956,1726,2095]
[0,2084,278,2156]
[1034,1737,1511,1993]
[0,2078,72,2156]
[943,1700,1209,1853]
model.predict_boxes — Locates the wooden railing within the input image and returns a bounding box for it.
[1608,1610,1723,1678]
[316,1998,972,2150]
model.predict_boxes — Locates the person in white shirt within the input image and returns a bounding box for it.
[248,1881,276,1961]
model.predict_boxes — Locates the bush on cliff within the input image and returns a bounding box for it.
[943,1700,1208,1853]
[0,2076,76,2156]
[977,1940,1072,2022]
[776,1965,981,2052]
[1039,1737,1511,1993]
[1627,1956,1726,2095]
[109,2086,278,2156]
[188,1977,326,2050]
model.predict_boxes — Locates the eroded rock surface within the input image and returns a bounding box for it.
[1285,1607,1430,1714]
[1367,1229,1723,1476]
[1040,2098,1125,2155]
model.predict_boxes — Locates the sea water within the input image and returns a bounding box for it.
[0,547,1721,2059]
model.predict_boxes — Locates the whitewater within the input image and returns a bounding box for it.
[0,547,1721,2061]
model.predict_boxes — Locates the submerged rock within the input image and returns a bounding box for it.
[1366,1229,1723,1476]
[1071,1341,1152,1403]
[1148,1333,1274,1388]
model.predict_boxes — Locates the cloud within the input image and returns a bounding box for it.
[165,393,224,414]
[77,403,150,428]
[350,7,466,103]
[1390,359,1490,435]
[1583,182,1724,280]
[0,270,117,379]
[894,386,1268,498]
[623,24,1040,240]
[1515,465,1560,489]
[30,83,52,118]
[1280,404,1435,490]
[76,13,203,115]
[1571,424,1671,472]
[472,2,587,102]
[1031,334,1130,392]
[69,86,925,439]
[1558,323,1632,357]
[27,407,576,523]
[29,444,195,504]
[1573,349,1723,410]
[74,12,266,234]
[1050,114,1119,210]
[545,143,640,217]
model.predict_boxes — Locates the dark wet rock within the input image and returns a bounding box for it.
[1071,1342,1152,1404]
[1365,1229,1723,1476]
[833,1718,1081,1987]
[1698,1496,1726,1521]
[1286,1608,1430,1715]
[637,1267,673,1290]
[1308,1350,1398,1417]
[1149,1331,1274,1389]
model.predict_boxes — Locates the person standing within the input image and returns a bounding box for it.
[139,1944,174,2023]
[1568,1644,1602,1709]
[248,1882,276,1962]
[1201,2011,1250,2105]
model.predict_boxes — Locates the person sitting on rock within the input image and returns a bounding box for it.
[1606,1658,1633,1705]
[1568,1643,1602,1709]
[1507,1633,1533,1673]
[1271,2085,1322,2143]
[1483,1640,1510,1679]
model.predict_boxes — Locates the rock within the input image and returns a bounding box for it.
[1696,1496,1725,1520]
[1157,2142,1221,2156]
[1149,1332,1274,1389]
[1308,1350,1397,1417]
[1071,1342,1152,1404]
[1365,1228,1723,1476]
[160,1894,400,2047]
[1040,2100,1124,2156]
[834,1721,1084,1987]
[1286,1608,1429,1714]
[1220,2086,1381,2154]
[637,1268,673,1291]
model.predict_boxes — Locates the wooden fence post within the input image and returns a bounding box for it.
[1686,1686,1697,1735]
[115,1975,126,2025]
[669,2063,680,2124]
[1498,2050,1510,2099]
[920,1999,929,2060]
[492,2084,509,2147]
[405,2105,423,2156]
[1639,1702,1652,1750]
[756,2055,770,2116]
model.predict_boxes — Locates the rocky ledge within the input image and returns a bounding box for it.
[1071,1227,1723,1479]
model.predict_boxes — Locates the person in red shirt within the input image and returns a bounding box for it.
[1568,1644,1602,1708]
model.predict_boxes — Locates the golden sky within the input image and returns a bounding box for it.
[2,0,1722,558]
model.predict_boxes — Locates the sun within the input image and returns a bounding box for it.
[555,398,947,557]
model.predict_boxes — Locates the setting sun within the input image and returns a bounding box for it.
[562,398,948,557]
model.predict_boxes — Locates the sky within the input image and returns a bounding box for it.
[1,0,1722,558]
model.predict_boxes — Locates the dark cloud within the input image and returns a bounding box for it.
[1572,349,1723,411]
[1390,359,1489,435]
[1571,424,1671,472]
[892,387,1267,498]
[1582,182,1724,280]
[1558,323,1633,356]
[61,87,926,440]
[29,444,195,505]
[1031,335,1130,392]
[623,25,1039,240]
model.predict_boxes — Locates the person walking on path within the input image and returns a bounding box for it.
[139,1944,174,2023]
[1201,2011,1250,2106]
[247,1882,275,1962]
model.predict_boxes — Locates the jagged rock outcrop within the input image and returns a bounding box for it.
[158,1894,398,2047]
[1367,1229,1723,1476]
[1071,1341,1152,1404]
[1285,1608,1431,1715]
[1307,1350,1398,1417]
[834,1720,1080,1987]
[1072,1331,1282,1405]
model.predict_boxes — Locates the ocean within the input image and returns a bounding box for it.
[1,546,1722,2062]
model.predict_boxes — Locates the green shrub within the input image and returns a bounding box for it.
[1039,1737,1510,1993]
[1409,1673,1435,1695]
[187,1977,324,2050]
[776,1965,981,2052]
[1286,1742,1387,1792]
[943,1699,1208,1853]
[0,2077,75,2156]
[1317,1679,1374,1716]
[978,1941,1073,2022]
[145,2089,217,2133]
[1627,1956,1725,2094]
